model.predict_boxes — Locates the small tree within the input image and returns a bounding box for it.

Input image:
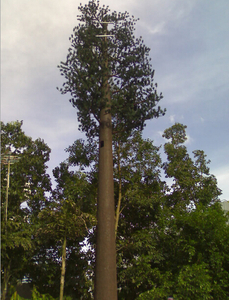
[58,1,165,298]
[29,162,96,300]
[1,121,51,300]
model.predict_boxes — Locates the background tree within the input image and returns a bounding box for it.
[58,1,165,299]
[57,123,229,299]
[135,124,228,299]
[162,123,220,209]
[112,132,166,299]
[1,121,51,300]
[3,120,226,299]
[27,162,96,300]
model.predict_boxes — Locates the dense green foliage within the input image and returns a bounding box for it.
[58,0,165,139]
[4,2,228,300]
[58,1,165,299]
[1,121,228,299]
[1,121,52,300]
[133,124,228,300]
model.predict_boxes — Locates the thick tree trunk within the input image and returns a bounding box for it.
[94,106,117,300]
[2,262,11,300]
[94,23,117,300]
[60,235,67,300]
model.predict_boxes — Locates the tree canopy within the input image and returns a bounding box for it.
[58,0,165,139]
[1,121,51,300]
[62,123,228,300]
[1,121,228,300]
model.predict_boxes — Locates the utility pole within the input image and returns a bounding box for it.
[94,22,118,300]
[1,152,20,227]
[1,151,20,300]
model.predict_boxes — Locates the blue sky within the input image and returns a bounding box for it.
[1,0,229,200]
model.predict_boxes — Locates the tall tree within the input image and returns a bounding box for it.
[162,123,221,209]
[135,124,228,299]
[58,1,165,299]
[1,121,51,300]
[159,123,228,299]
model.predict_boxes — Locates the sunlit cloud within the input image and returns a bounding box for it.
[185,134,194,145]
[213,166,229,200]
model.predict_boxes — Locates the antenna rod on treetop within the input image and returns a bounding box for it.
[96,21,114,37]
[95,34,114,37]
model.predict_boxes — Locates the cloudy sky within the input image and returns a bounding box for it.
[2,0,229,200]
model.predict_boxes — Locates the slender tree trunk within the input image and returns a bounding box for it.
[115,142,122,238]
[60,235,67,300]
[2,262,11,300]
[5,160,10,226]
[94,23,117,300]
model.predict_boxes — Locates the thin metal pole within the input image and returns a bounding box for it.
[1,153,20,229]
[5,159,10,225]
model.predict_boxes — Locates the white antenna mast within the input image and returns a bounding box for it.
[95,21,114,38]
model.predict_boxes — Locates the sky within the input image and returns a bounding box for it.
[1,0,229,200]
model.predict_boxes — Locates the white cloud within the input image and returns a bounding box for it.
[158,130,164,137]
[185,134,194,145]
[213,166,229,201]
[139,21,166,36]
[169,115,175,123]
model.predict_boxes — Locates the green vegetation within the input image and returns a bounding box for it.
[1,2,228,300]
[1,121,51,300]
[1,121,228,299]
[58,1,165,139]
[58,1,165,298]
